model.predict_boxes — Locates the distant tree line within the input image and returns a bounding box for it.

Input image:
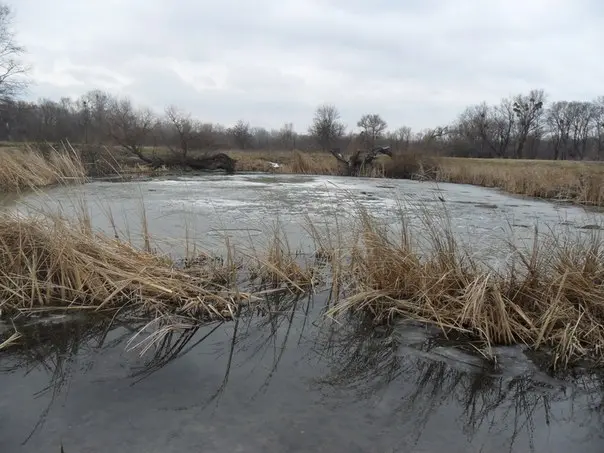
[1,4,604,161]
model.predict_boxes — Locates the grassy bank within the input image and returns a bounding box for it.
[436,157,604,206]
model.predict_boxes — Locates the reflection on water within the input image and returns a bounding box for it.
[1,291,604,452]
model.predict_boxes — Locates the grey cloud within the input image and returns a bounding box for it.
[13,0,604,132]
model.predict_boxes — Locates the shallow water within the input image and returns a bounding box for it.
[6,173,604,260]
[1,291,604,452]
[3,174,604,452]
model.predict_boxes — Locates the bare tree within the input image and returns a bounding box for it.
[456,100,515,158]
[546,101,597,160]
[163,105,201,159]
[546,101,571,160]
[594,97,604,160]
[78,90,113,144]
[251,126,270,149]
[308,104,345,151]
[279,122,296,150]
[229,120,252,149]
[357,113,388,148]
[0,4,28,101]
[329,145,392,176]
[567,101,596,160]
[387,126,412,152]
[105,97,155,162]
[512,89,546,158]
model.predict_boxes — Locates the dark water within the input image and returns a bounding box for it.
[1,291,603,453]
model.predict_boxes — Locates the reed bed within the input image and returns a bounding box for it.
[1,195,604,369]
[0,204,322,352]
[0,146,86,192]
[320,206,604,369]
[0,212,250,323]
[436,158,604,206]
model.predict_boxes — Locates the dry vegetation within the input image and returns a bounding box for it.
[0,208,320,351]
[0,146,86,192]
[2,143,603,206]
[318,206,604,369]
[436,157,604,206]
[1,146,604,370]
[0,211,247,320]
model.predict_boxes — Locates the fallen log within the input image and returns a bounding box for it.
[150,153,237,174]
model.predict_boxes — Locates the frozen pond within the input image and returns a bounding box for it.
[6,173,604,260]
[2,173,604,452]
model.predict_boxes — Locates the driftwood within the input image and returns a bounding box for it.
[329,145,392,176]
[149,153,236,174]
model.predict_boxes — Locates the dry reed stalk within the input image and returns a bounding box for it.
[243,224,320,291]
[0,146,86,193]
[288,151,339,175]
[436,158,604,206]
[320,205,604,369]
[0,212,251,324]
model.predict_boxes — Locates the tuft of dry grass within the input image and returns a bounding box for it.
[0,212,250,323]
[0,145,86,193]
[318,205,604,369]
[436,158,604,206]
[0,201,323,352]
[288,151,338,175]
[246,225,321,291]
[383,152,439,180]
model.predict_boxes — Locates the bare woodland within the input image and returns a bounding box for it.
[1,4,604,162]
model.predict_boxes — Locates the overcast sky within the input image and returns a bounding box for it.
[12,0,603,133]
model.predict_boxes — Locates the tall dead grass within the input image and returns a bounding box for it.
[0,212,255,328]
[317,205,604,369]
[0,146,86,193]
[0,203,320,351]
[436,158,604,206]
